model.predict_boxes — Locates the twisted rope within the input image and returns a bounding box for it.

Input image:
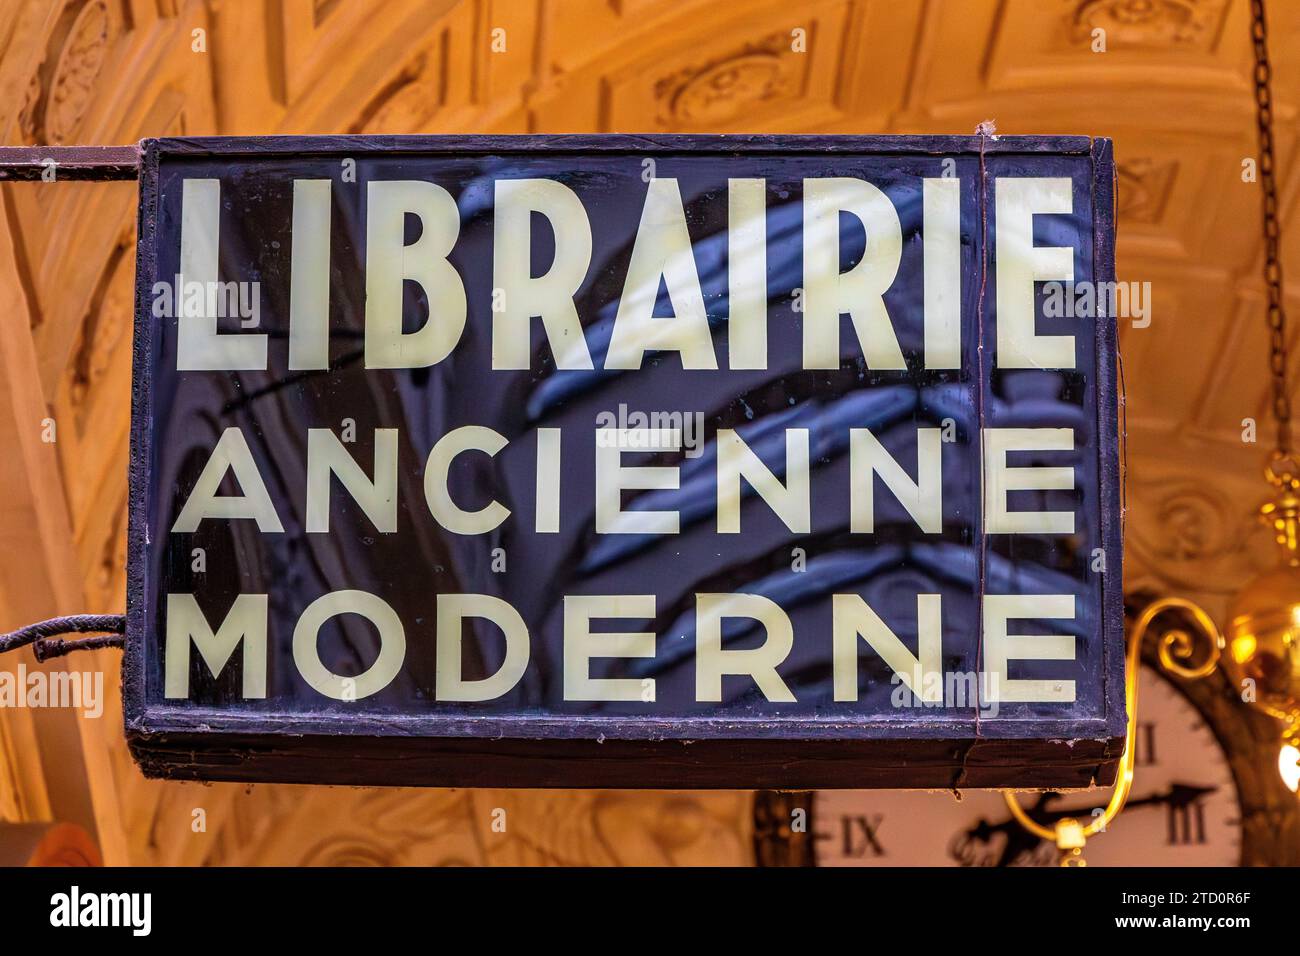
[0,614,126,661]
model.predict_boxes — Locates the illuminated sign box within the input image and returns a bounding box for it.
[125,134,1123,789]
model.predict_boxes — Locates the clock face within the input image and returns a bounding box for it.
[814,666,1242,866]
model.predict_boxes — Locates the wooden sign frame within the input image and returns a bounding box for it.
[124,134,1124,790]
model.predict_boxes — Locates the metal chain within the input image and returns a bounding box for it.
[1252,0,1291,459]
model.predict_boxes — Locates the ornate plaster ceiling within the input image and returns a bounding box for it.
[0,0,1296,864]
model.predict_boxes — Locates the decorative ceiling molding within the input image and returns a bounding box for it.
[0,0,1297,866]
[1066,0,1233,54]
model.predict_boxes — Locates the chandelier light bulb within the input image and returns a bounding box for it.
[1280,744,1300,793]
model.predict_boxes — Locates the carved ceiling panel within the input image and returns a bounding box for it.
[985,0,1244,93]
[6,0,215,396]
[601,1,850,132]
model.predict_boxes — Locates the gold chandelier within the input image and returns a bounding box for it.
[1221,0,1300,751]
[1004,0,1299,865]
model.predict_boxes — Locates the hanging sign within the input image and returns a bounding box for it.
[125,134,1123,788]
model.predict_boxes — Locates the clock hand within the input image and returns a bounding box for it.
[1109,783,1219,815]
[957,783,1220,865]
[959,793,1056,867]
[995,782,1218,828]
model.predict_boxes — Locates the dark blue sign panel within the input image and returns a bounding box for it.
[125,135,1123,789]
